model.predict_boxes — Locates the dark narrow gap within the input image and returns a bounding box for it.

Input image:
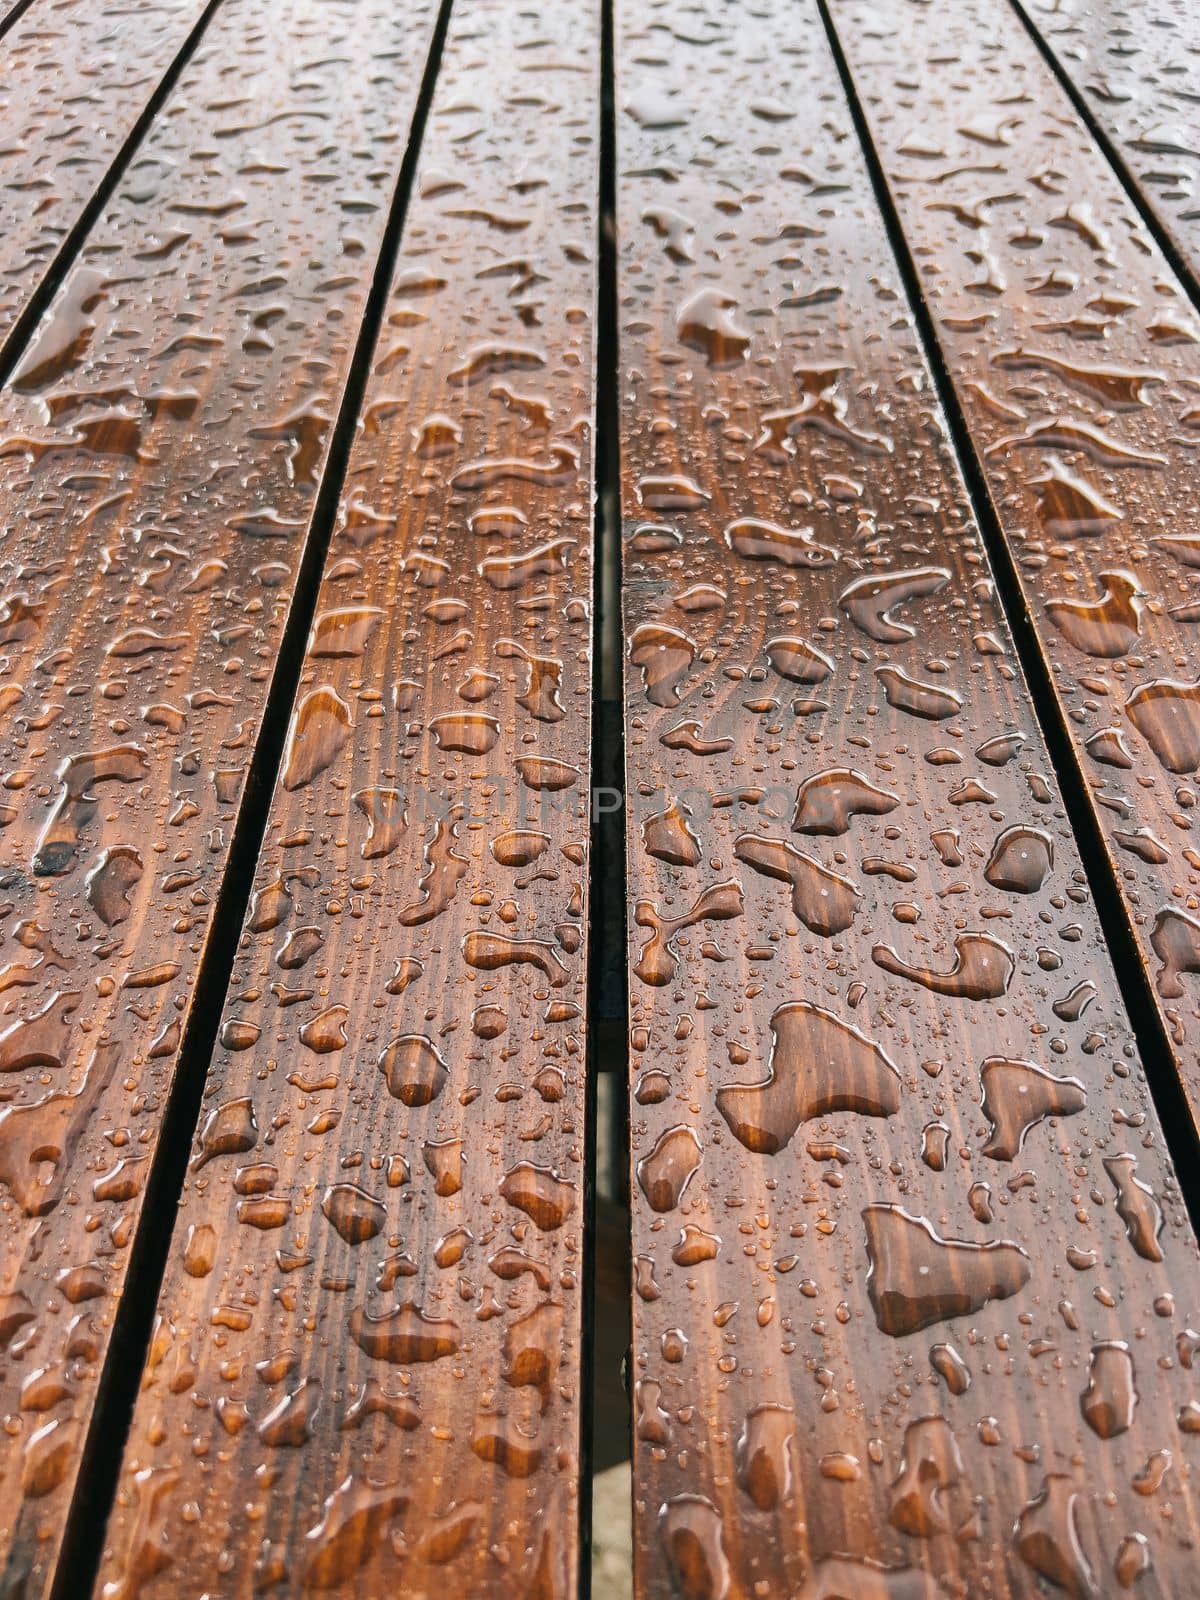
[584,0,633,1587]
[1007,0,1200,317]
[591,0,630,1104]
[50,5,458,1594]
[0,0,227,389]
[813,0,1200,1230]
[0,0,41,47]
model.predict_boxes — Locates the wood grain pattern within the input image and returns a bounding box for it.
[618,1,1200,1594]
[96,2,598,1594]
[0,0,438,1591]
[1014,0,1200,285]
[828,0,1200,1130]
[0,0,216,355]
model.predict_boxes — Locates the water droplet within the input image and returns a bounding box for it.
[717,1001,899,1153]
[980,1058,1086,1160]
[863,1206,1030,1335]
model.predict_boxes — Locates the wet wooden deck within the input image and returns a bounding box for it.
[1,0,1200,1596]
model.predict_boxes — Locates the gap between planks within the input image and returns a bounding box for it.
[0,0,228,385]
[1006,0,1200,314]
[815,0,1200,1223]
[49,3,458,1594]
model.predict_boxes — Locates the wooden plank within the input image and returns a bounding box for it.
[0,0,217,356]
[96,3,598,1596]
[0,0,440,1591]
[617,1,1200,1595]
[1013,0,1200,287]
[0,0,36,37]
[827,0,1200,1129]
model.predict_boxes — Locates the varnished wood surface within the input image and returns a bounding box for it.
[1015,0,1200,287]
[0,0,439,1591]
[3,0,1200,1594]
[0,0,215,355]
[829,0,1200,1131]
[618,1,1200,1595]
[97,1,598,1594]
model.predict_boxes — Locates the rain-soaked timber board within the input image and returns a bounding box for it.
[96,1,598,1595]
[828,0,1200,1131]
[2,0,1200,1597]
[619,1,1200,1596]
[0,0,216,356]
[1015,0,1200,288]
[0,0,438,1591]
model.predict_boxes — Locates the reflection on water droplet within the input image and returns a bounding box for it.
[377,1034,447,1106]
[1151,905,1200,999]
[1126,678,1200,773]
[980,1058,1086,1160]
[735,1404,793,1510]
[863,1205,1030,1335]
[766,635,833,684]
[725,518,837,568]
[349,1302,461,1364]
[717,1001,899,1154]
[876,665,963,721]
[890,1415,963,1537]
[873,931,1014,1000]
[636,1125,702,1212]
[322,1183,385,1244]
[838,567,949,642]
[658,1494,729,1600]
[676,287,750,366]
[1104,1153,1163,1262]
[733,835,861,936]
[282,686,352,791]
[629,623,696,706]
[792,768,899,835]
[983,825,1053,893]
[499,1162,576,1229]
[1081,1343,1137,1440]
[1015,1475,1097,1600]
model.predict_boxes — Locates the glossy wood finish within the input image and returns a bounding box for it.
[618,1,1200,1594]
[0,0,438,1591]
[97,2,598,1595]
[1015,0,1200,287]
[829,0,1200,1131]
[0,0,216,355]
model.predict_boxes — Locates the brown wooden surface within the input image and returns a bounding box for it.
[829,0,1200,1133]
[618,1,1200,1595]
[96,1,599,1594]
[0,0,439,1591]
[0,0,216,357]
[1015,0,1200,287]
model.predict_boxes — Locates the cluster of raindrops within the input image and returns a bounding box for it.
[95,6,597,1597]
[621,1,1200,1595]
[0,0,212,345]
[1024,0,1200,279]
[0,0,445,1586]
[836,0,1200,1117]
